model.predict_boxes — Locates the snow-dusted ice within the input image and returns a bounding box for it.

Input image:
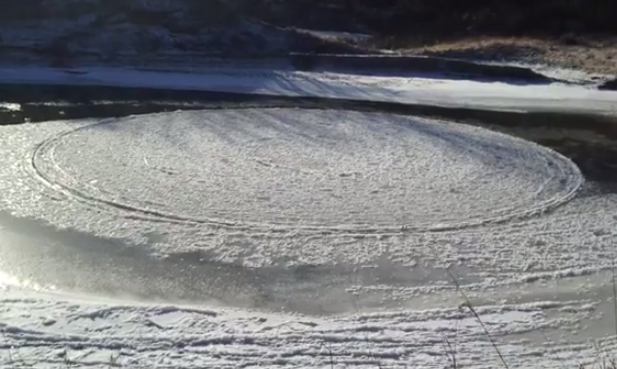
[2,108,610,276]
[31,109,581,232]
[1,67,617,368]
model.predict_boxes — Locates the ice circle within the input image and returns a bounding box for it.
[32,108,583,232]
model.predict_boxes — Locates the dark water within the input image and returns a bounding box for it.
[1,83,616,314]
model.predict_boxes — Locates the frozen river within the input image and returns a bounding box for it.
[1,68,617,368]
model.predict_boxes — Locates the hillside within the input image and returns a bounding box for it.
[0,0,359,63]
[0,0,615,75]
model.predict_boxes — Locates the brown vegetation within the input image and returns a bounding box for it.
[406,37,617,75]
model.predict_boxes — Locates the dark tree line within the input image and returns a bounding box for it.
[1,0,615,37]
[345,0,617,35]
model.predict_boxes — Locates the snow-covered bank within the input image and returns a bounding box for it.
[1,285,612,369]
[0,66,616,115]
[0,102,21,111]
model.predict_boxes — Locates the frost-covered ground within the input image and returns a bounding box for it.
[1,68,617,368]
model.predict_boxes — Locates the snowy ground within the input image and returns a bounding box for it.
[1,67,617,368]
[2,285,615,369]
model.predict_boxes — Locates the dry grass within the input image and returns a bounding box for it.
[401,36,617,75]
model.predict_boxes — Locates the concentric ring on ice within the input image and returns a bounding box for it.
[31,109,583,232]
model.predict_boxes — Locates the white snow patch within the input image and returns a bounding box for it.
[0,66,615,114]
[0,102,21,111]
[295,29,372,43]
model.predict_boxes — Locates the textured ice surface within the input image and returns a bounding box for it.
[1,108,615,280]
[31,109,581,231]
[2,106,617,368]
